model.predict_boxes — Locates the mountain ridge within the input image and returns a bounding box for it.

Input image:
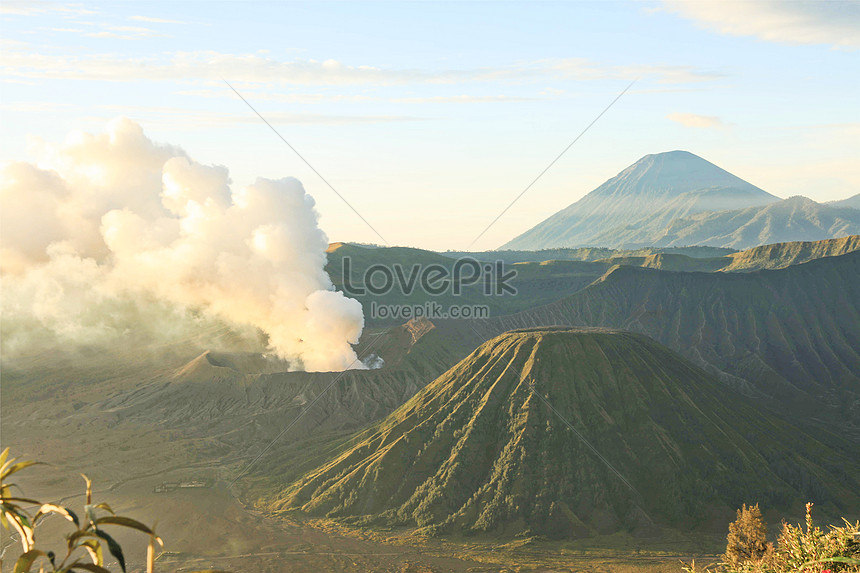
[502,150,779,250]
[461,250,860,435]
[652,195,860,249]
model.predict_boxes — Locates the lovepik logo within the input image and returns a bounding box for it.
[341,257,517,297]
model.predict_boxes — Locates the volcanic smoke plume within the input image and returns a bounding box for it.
[0,118,365,372]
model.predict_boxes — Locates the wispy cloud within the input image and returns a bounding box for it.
[0,2,97,17]
[85,25,166,40]
[0,45,724,87]
[177,89,530,105]
[42,27,84,33]
[666,112,727,129]
[0,101,75,113]
[662,0,860,49]
[129,15,185,25]
[93,104,425,126]
[175,88,378,104]
[546,58,724,84]
[390,95,534,103]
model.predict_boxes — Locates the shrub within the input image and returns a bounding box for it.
[0,448,229,573]
[682,502,860,573]
[724,503,772,568]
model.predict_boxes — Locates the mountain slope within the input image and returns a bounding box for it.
[474,251,860,433]
[721,235,860,271]
[654,196,860,249]
[278,328,860,538]
[502,151,778,250]
[828,193,860,210]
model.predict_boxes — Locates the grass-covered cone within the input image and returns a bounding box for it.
[275,328,860,539]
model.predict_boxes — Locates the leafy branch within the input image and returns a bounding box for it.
[1,448,229,573]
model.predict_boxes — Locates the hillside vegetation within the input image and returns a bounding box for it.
[470,251,860,436]
[276,329,860,539]
[327,237,860,326]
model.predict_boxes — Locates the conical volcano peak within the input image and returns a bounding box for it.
[501,151,780,250]
[596,150,765,198]
[277,327,860,538]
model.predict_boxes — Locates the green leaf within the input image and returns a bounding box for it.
[1,460,42,481]
[13,549,49,573]
[69,564,114,573]
[95,515,155,535]
[1,497,44,505]
[35,503,80,526]
[67,530,101,551]
[94,528,126,573]
[0,450,16,478]
[80,539,104,566]
[82,474,92,505]
[6,510,34,551]
[93,502,114,515]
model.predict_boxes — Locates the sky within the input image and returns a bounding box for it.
[2,0,859,251]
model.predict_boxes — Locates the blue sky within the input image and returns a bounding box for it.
[2,1,858,250]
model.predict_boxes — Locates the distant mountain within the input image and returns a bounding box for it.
[828,193,860,210]
[502,151,779,250]
[278,328,860,537]
[721,235,860,271]
[654,196,860,249]
[442,245,736,264]
[327,237,860,326]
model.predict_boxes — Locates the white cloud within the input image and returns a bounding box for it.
[663,0,860,49]
[666,112,727,129]
[0,44,723,86]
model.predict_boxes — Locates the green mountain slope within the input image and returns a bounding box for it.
[475,251,860,434]
[501,150,778,250]
[325,242,611,325]
[325,237,860,327]
[277,328,860,538]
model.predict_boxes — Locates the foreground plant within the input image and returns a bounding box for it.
[682,502,860,572]
[0,448,228,573]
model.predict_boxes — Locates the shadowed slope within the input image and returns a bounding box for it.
[278,329,859,538]
[476,251,860,434]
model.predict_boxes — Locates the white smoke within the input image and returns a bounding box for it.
[0,118,365,372]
